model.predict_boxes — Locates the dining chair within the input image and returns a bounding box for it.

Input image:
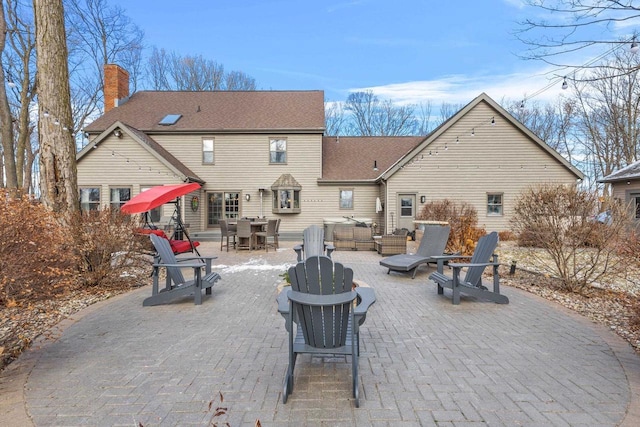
[236,219,254,252]
[255,219,278,252]
[219,219,237,252]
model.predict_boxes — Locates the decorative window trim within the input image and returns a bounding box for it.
[487,193,503,216]
[271,173,301,214]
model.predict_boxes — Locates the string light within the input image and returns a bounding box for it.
[561,77,568,90]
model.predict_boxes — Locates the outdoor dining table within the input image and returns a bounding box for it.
[228,219,268,250]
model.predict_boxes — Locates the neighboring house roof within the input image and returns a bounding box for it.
[599,160,640,183]
[321,136,424,182]
[381,92,584,181]
[84,90,326,133]
[77,121,204,183]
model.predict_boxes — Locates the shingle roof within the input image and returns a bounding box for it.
[599,160,640,183]
[85,91,326,133]
[321,136,424,181]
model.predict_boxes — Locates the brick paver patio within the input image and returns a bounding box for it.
[1,241,639,426]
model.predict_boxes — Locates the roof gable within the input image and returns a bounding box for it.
[84,90,326,133]
[381,92,583,180]
[77,121,203,183]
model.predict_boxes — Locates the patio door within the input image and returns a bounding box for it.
[207,192,240,227]
[397,194,416,231]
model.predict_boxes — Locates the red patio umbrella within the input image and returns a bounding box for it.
[121,183,201,214]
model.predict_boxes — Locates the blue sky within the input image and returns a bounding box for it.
[109,0,636,106]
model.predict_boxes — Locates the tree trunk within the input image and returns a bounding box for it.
[0,2,18,192]
[33,0,78,221]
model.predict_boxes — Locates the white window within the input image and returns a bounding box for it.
[80,187,100,211]
[487,193,503,215]
[110,187,131,210]
[270,138,287,164]
[203,138,214,163]
[340,189,353,209]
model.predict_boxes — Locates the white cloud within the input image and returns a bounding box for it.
[350,66,570,106]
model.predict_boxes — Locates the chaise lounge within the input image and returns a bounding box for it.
[379,225,451,278]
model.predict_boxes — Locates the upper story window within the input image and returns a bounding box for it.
[487,193,503,216]
[203,138,214,164]
[110,187,131,210]
[340,189,353,209]
[270,138,287,164]
[80,187,100,211]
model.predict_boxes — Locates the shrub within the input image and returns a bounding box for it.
[498,230,516,241]
[0,193,78,305]
[510,183,631,293]
[417,199,486,255]
[68,208,150,288]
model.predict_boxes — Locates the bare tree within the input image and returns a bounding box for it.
[64,0,144,130]
[225,70,256,90]
[0,1,18,192]
[414,101,434,135]
[345,90,416,136]
[324,101,347,136]
[146,48,256,91]
[572,49,640,187]
[516,1,640,72]
[33,0,77,221]
[437,102,464,127]
[3,0,37,193]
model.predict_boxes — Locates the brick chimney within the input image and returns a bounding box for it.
[103,64,129,113]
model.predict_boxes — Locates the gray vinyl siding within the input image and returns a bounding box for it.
[385,102,579,232]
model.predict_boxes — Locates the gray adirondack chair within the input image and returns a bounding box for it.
[428,231,508,304]
[276,256,376,407]
[379,225,451,278]
[144,234,221,306]
[293,224,335,261]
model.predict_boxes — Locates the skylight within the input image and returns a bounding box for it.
[159,114,182,126]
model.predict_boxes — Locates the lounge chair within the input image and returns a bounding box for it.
[144,234,221,306]
[428,231,508,304]
[276,256,376,407]
[293,224,335,261]
[379,225,451,278]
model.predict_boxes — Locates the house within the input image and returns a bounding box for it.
[599,161,640,221]
[77,64,583,240]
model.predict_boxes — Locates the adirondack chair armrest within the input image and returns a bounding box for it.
[152,262,207,269]
[432,253,469,272]
[287,289,357,307]
[293,244,303,261]
[448,261,500,269]
[174,256,217,272]
[354,287,376,326]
